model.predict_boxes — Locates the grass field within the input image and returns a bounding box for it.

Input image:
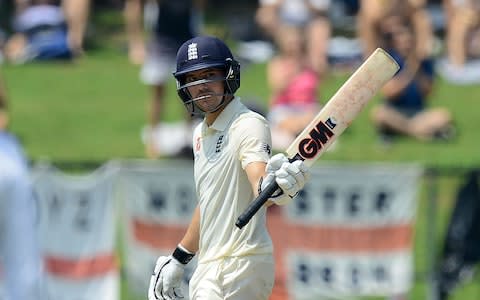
[3,49,480,168]
[1,9,479,300]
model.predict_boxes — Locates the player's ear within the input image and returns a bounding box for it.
[225,58,240,94]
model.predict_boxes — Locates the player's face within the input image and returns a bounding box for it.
[185,68,226,113]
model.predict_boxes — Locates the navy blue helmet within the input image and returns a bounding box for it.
[173,36,240,115]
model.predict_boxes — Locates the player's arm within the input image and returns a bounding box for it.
[236,48,400,229]
[245,161,273,206]
[148,205,199,300]
[179,205,200,253]
[238,116,309,207]
[245,156,309,207]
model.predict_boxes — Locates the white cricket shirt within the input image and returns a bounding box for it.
[192,97,274,264]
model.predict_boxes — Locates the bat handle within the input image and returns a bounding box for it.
[235,181,280,229]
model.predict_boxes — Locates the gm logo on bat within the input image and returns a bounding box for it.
[296,117,336,160]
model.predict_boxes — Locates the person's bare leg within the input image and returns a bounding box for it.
[468,26,480,58]
[410,108,453,138]
[145,84,165,158]
[306,16,331,76]
[447,8,474,67]
[255,4,279,39]
[62,0,90,55]
[124,0,146,65]
[371,105,429,140]
[411,7,434,59]
[357,0,383,57]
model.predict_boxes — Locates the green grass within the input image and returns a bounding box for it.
[4,53,480,168]
[2,8,480,300]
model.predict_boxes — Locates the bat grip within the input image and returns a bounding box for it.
[235,181,280,229]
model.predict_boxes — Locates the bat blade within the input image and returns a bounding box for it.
[235,48,399,229]
[287,48,399,166]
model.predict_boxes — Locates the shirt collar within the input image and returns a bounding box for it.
[202,97,242,134]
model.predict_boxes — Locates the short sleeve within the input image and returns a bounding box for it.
[231,114,272,169]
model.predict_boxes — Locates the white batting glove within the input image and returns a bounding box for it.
[148,256,185,300]
[261,153,310,205]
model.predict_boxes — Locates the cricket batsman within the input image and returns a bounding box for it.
[147,36,310,300]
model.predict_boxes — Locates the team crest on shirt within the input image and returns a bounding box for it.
[260,143,271,155]
[215,135,224,153]
[205,134,226,163]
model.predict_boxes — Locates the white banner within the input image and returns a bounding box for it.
[267,163,422,299]
[285,164,419,225]
[2,160,422,300]
[32,163,120,300]
[115,161,422,300]
[115,160,197,298]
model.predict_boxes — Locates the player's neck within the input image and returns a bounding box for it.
[205,96,234,126]
[205,108,223,126]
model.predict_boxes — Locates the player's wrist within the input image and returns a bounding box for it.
[172,244,195,265]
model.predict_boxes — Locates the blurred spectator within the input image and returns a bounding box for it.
[255,0,331,76]
[370,15,455,144]
[124,0,206,159]
[357,0,434,60]
[437,0,480,84]
[443,0,480,67]
[4,0,73,63]
[124,0,146,66]
[0,69,45,300]
[266,23,322,151]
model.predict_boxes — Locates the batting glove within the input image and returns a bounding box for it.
[148,256,186,300]
[261,153,310,205]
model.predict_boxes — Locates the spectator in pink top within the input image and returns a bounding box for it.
[267,24,323,150]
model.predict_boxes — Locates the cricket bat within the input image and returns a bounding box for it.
[235,48,400,229]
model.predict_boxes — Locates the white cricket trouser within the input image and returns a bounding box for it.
[189,255,274,300]
[0,149,43,300]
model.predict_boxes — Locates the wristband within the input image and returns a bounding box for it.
[172,244,195,265]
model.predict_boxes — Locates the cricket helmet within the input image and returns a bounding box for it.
[173,36,240,115]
